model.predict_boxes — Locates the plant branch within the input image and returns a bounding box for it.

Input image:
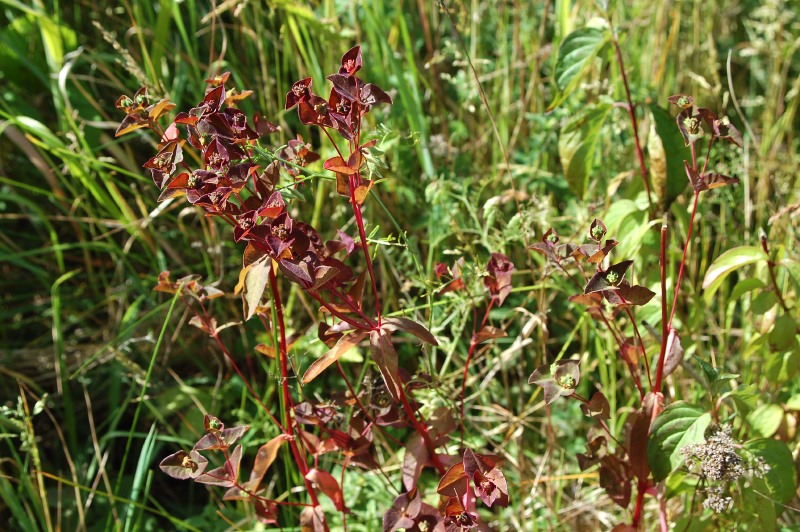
[760,231,790,312]
[612,32,652,210]
[668,189,700,328]
[654,223,669,392]
[267,267,321,507]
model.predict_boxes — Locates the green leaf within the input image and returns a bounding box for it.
[753,291,778,315]
[744,439,797,504]
[765,348,800,384]
[747,404,784,438]
[702,246,767,303]
[786,393,800,411]
[558,103,613,198]
[549,27,610,110]
[693,355,719,385]
[740,476,778,531]
[769,314,796,350]
[647,402,711,481]
[730,278,766,301]
[721,384,759,416]
[648,105,688,205]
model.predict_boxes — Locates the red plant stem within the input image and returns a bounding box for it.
[659,490,669,532]
[623,306,652,389]
[632,479,647,528]
[268,268,296,430]
[701,138,715,176]
[398,388,445,475]
[349,175,382,326]
[760,232,790,312]
[667,189,700,328]
[460,299,494,438]
[597,312,644,400]
[598,420,624,449]
[186,295,284,429]
[322,127,348,164]
[654,224,669,393]
[306,289,373,330]
[267,268,321,507]
[612,33,652,208]
[329,286,378,327]
[205,330,280,428]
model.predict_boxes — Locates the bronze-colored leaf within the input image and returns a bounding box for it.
[615,285,656,306]
[370,329,403,402]
[302,330,368,384]
[306,468,346,511]
[474,325,507,343]
[437,462,467,497]
[381,317,438,345]
[159,450,208,480]
[580,391,611,420]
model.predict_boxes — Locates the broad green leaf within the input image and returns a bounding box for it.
[786,393,800,411]
[558,103,613,198]
[753,291,778,315]
[721,384,759,416]
[769,314,796,350]
[549,27,610,110]
[744,439,797,504]
[731,278,766,301]
[648,105,688,205]
[647,402,711,481]
[765,348,800,384]
[747,404,784,438]
[740,477,777,530]
[702,246,767,303]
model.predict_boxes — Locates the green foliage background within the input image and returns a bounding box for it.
[1,0,799,530]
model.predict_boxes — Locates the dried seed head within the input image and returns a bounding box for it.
[702,485,733,514]
[681,425,745,482]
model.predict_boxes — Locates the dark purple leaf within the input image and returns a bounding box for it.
[383,489,421,532]
[584,260,634,294]
[599,455,632,508]
[615,285,656,306]
[580,391,611,420]
[194,444,242,487]
[193,424,249,451]
[589,218,607,241]
[667,94,695,109]
[339,46,363,76]
[285,77,312,109]
[327,74,358,101]
[360,83,393,106]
